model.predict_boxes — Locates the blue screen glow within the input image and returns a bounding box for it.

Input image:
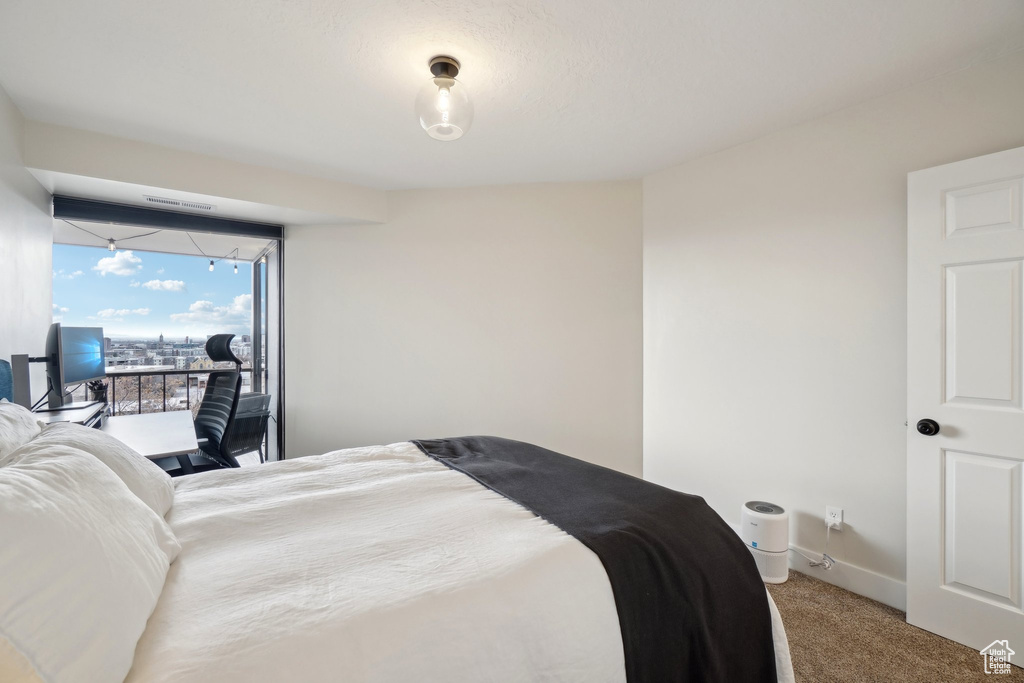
[60,327,106,384]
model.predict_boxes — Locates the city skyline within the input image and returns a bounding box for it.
[53,244,253,339]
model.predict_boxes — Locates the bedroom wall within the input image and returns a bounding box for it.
[0,84,52,395]
[286,181,643,475]
[22,121,387,225]
[643,49,1024,608]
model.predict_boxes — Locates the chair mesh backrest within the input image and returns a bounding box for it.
[194,371,241,448]
[222,393,272,459]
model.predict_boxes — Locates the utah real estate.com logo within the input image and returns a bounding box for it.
[980,640,1014,675]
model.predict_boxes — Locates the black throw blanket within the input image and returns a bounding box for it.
[413,436,777,683]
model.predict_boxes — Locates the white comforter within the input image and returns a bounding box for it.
[128,442,793,682]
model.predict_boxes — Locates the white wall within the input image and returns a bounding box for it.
[23,121,387,225]
[643,50,1024,608]
[0,85,51,394]
[286,181,642,475]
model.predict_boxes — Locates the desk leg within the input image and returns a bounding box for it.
[176,454,195,475]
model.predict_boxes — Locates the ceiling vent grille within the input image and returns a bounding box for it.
[144,195,216,211]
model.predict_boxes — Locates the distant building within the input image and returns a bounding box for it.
[159,333,164,343]
[190,357,215,371]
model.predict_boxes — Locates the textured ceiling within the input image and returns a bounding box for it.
[1,0,1022,190]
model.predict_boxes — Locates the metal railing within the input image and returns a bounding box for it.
[99,366,254,416]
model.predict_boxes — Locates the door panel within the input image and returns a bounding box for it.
[943,450,1021,607]
[945,178,1023,238]
[943,259,1022,408]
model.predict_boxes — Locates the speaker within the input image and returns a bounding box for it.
[10,354,31,408]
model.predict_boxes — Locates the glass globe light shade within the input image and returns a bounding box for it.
[415,76,473,141]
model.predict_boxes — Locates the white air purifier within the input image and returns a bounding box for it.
[740,501,789,584]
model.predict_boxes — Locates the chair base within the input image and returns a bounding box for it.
[153,453,231,477]
[153,450,263,477]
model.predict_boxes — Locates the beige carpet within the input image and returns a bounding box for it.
[767,571,1024,682]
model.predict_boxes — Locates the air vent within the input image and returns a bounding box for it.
[144,195,216,211]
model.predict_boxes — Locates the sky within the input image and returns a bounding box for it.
[52,244,253,340]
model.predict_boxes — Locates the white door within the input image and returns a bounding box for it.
[908,146,1024,652]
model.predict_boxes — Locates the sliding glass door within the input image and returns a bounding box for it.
[52,196,286,462]
[251,243,284,461]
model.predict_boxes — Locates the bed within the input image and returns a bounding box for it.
[0,406,793,683]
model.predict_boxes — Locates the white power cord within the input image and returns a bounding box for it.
[789,522,838,570]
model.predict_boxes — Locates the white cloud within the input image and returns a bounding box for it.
[93,250,142,276]
[157,268,165,274]
[141,279,186,292]
[52,303,69,313]
[96,307,150,318]
[170,294,251,334]
[130,280,140,288]
[52,269,84,280]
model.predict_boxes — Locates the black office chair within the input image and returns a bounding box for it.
[166,334,271,474]
[170,334,242,472]
[195,334,274,470]
[193,370,243,468]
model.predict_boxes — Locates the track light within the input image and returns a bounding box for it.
[209,260,215,272]
[107,238,116,251]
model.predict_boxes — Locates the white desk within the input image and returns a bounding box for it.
[100,411,198,460]
[34,402,106,428]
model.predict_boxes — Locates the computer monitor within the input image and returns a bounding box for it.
[44,323,106,407]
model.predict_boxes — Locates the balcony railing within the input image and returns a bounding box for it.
[83,366,254,416]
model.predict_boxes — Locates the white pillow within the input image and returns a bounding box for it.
[29,422,175,517]
[0,399,42,460]
[0,442,180,683]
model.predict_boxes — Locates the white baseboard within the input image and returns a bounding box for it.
[786,542,906,611]
[727,522,906,611]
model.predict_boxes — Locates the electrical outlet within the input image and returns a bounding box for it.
[826,506,843,531]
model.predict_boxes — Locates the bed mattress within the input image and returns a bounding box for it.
[127,441,793,682]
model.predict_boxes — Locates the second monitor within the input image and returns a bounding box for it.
[44,323,106,408]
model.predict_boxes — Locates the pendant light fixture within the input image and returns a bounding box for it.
[107,238,116,251]
[209,260,215,272]
[415,56,473,141]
